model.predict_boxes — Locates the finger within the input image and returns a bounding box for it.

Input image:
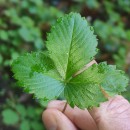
[89,95,130,130]
[47,100,98,130]
[42,109,78,130]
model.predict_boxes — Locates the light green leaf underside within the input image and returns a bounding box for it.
[46,13,98,80]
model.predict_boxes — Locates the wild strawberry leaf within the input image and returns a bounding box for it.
[46,13,98,80]
[12,13,129,108]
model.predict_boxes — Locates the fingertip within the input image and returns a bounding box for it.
[42,109,57,130]
[47,100,66,110]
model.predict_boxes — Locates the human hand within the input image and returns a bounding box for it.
[42,96,130,130]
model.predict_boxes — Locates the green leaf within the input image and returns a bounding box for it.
[26,106,37,118]
[31,121,44,130]
[20,120,31,130]
[15,104,27,117]
[46,13,98,80]
[0,30,9,40]
[66,62,129,108]
[2,109,19,125]
[101,63,128,93]
[12,13,129,108]
[18,27,34,42]
[12,52,64,103]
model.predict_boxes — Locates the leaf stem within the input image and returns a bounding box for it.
[100,86,111,99]
[62,102,68,113]
[66,60,97,83]
[72,60,97,78]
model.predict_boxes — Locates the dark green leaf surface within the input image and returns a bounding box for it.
[12,13,129,108]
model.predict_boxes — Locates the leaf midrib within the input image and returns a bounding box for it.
[65,16,75,81]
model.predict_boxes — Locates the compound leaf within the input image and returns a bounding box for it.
[12,13,129,108]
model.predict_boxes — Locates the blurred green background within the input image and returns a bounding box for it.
[0,0,130,130]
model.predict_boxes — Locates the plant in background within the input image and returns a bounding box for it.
[12,13,129,109]
[0,0,63,78]
[1,99,45,130]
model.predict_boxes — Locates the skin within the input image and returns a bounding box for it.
[42,95,130,130]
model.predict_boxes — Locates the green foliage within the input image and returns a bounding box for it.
[1,101,44,130]
[2,109,19,125]
[20,120,30,130]
[0,0,63,76]
[113,47,126,69]
[15,104,27,118]
[12,13,129,108]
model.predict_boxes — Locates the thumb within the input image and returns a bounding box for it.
[89,95,130,130]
